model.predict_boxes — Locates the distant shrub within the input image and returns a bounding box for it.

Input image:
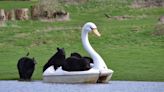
[30,0,69,21]
[37,0,63,15]
[153,24,164,36]
[132,0,164,8]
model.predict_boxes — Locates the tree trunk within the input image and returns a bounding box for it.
[0,9,6,21]
[5,10,15,21]
[15,8,29,20]
[31,5,40,20]
[0,9,6,27]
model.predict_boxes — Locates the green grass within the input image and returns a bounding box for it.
[0,1,36,10]
[0,0,164,81]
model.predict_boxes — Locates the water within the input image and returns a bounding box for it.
[0,81,164,92]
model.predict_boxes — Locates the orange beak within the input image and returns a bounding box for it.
[92,28,101,37]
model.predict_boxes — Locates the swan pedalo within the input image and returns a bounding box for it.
[43,22,113,83]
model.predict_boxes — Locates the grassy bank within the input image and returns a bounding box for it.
[0,0,164,81]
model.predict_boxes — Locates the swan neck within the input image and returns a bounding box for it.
[81,30,108,70]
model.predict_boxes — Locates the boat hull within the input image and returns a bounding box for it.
[43,66,113,83]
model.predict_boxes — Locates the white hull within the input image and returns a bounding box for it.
[43,66,113,83]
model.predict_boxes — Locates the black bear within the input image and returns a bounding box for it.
[17,52,36,81]
[62,52,92,71]
[43,48,66,72]
[70,52,93,63]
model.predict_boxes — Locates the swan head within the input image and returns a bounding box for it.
[82,22,101,36]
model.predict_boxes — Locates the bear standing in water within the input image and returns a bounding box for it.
[17,53,36,81]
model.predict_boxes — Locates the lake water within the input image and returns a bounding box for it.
[0,81,164,92]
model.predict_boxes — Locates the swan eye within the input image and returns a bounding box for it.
[90,27,93,30]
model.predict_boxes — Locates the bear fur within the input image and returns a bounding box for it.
[71,52,93,63]
[43,48,65,72]
[17,53,36,81]
[62,52,92,71]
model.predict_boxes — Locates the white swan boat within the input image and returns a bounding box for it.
[43,22,113,83]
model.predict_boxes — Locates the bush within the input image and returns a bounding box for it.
[132,0,164,8]
[38,0,63,12]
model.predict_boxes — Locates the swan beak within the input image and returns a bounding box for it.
[93,28,101,37]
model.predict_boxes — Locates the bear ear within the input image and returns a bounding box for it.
[57,47,60,51]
